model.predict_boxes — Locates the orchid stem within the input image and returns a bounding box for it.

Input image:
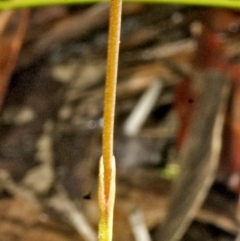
[98,0,122,241]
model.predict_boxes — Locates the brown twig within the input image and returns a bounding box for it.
[0,9,29,110]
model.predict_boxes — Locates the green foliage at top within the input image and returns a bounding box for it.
[0,0,240,9]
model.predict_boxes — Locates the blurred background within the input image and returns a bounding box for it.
[0,3,240,241]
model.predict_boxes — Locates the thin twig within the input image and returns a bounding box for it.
[47,187,97,241]
[129,209,152,241]
[123,79,163,136]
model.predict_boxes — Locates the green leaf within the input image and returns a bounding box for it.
[0,0,240,10]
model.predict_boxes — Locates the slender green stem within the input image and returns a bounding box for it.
[1,0,240,10]
[98,157,116,241]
